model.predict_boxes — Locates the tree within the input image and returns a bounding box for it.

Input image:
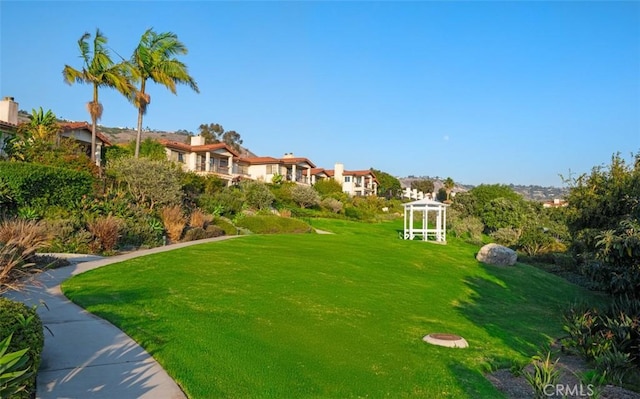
[443,177,455,201]
[6,109,97,173]
[107,157,183,210]
[411,179,434,196]
[196,123,243,150]
[290,185,321,208]
[313,178,343,196]
[63,29,134,163]
[131,29,199,158]
[197,123,224,144]
[370,168,401,198]
[222,130,243,151]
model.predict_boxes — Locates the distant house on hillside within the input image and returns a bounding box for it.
[318,163,379,197]
[542,198,568,208]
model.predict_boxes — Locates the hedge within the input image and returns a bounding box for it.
[0,161,94,208]
[0,298,44,399]
[235,215,313,234]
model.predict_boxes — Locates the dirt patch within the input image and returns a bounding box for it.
[488,350,640,399]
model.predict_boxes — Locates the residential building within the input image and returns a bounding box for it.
[0,97,18,157]
[58,122,112,165]
[237,153,316,185]
[322,163,379,196]
[0,97,111,166]
[159,136,240,184]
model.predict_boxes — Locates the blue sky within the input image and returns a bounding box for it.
[1,1,639,187]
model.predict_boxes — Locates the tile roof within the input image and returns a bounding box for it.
[158,139,240,157]
[239,156,316,168]
[58,122,112,146]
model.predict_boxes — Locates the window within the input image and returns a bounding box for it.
[344,176,351,183]
[270,164,280,174]
[178,152,184,163]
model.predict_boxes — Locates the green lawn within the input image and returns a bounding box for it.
[62,218,603,398]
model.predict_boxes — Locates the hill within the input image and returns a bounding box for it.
[400,177,567,202]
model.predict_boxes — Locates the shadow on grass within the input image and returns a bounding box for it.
[456,262,598,361]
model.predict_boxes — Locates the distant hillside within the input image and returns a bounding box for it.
[400,177,567,202]
[97,125,191,145]
[97,125,256,157]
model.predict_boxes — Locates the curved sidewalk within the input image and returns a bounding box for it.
[7,236,239,399]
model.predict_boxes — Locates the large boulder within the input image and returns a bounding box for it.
[476,243,517,266]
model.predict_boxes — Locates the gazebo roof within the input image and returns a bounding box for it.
[403,198,448,208]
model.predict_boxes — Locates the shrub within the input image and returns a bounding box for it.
[490,227,521,247]
[43,218,92,254]
[107,157,183,210]
[523,351,561,399]
[0,298,44,399]
[198,187,244,218]
[269,182,296,208]
[87,216,122,253]
[119,215,164,249]
[0,161,94,209]
[235,215,312,234]
[449,215,484,244]
[189,209,211,229]
[241,181,274,211]
[0,334,33,398]
[160,205,186,243]
[0,219,49,257]
[211,217,238,236]
[313,179,343,196]
[205,225,225,238]
[517,226,555,256]
[290,184,320,209]
[563,296,640,377]
[183,227,206,242]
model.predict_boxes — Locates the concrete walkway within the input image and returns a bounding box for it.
[7,236,239,399]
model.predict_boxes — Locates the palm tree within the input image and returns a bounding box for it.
[131,29,199,158]
[444,177,455,202]
[62,29,134,163]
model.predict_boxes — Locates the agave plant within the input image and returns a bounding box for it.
[0,333,33,398]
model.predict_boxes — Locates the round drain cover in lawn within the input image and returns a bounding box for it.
[423,333,468,348]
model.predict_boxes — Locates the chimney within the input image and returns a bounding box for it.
[190,135,205,146]
[283,152,294,159]
[0,97,18,125]
[334,163,344,183]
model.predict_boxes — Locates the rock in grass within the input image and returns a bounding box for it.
[476,243,517,266]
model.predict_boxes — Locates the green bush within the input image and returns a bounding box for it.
[0,298,44,399]
[235,215,312,234]
[313,179,343,196]
[240,181,274,211]
[562,296,640,379]
[211,216,238,236]
[183,227,206,242]
[198,187,244,218]
[269,182,296,208]
[0,161,94,209]
[290,185,320,209]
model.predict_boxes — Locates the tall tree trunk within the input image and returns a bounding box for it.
[134,80,147,158]
[135,108,143,158]
[90,85,98,164]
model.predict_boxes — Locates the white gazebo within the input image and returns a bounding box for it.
[402,198,448,243]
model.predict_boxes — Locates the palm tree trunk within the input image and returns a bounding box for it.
[91,85,98,164]
[135,108,143,158]
[134,80,147,158]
